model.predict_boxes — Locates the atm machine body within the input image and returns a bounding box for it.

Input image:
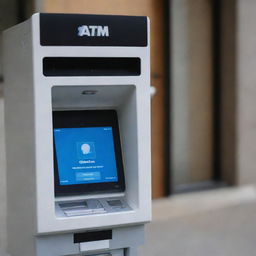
[3,13,151,256]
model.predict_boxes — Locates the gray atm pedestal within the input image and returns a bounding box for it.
[3,13,151,256]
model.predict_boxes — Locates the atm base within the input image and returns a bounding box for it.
[35,225,144,256]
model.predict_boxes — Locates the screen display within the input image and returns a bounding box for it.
[54,126,118,186]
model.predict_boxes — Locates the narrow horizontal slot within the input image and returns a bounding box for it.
[43,57,141,76]
[74,230,112,243]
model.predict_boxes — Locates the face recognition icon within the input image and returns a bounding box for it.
[81,143,90,154]
[77,142,96,159]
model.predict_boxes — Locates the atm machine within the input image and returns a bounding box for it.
[3,13,151,256]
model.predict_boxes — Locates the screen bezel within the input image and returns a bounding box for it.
[53,110,125,197]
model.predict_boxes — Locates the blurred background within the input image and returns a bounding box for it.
[1,0,256,255]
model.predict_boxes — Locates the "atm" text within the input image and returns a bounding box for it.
[77,25,110,37]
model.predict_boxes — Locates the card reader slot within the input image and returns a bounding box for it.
[43,57,141,76]
[59,199,107,217]
[59,201,88,209]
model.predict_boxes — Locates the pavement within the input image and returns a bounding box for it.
[140,185,256,256]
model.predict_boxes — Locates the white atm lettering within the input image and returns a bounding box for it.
[78,25,109,37]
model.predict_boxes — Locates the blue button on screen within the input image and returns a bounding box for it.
[54,127,118,185]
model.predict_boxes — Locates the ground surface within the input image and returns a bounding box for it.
[140,186,256,256]
[141,202,256,256]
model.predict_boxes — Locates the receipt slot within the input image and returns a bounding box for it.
[3,13,151,256]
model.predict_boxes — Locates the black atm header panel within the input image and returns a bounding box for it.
[40,13,148,47]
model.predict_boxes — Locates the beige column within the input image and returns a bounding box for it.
[171,0,213,188]
[236,0,256,185]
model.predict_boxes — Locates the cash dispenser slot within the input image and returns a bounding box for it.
[74,230,112,243]
[43,57,141,76]
[74,230,112,253]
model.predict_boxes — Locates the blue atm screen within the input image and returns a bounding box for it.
[54,127,118,185]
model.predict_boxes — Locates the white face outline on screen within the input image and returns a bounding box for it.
[81,143,91,155]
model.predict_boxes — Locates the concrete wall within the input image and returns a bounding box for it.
[170,0,190,187]
[0,96,7,254]
[237,0,256,185]
[171,0,256,188]
[0,0,18,253]
[171,0,214,189]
